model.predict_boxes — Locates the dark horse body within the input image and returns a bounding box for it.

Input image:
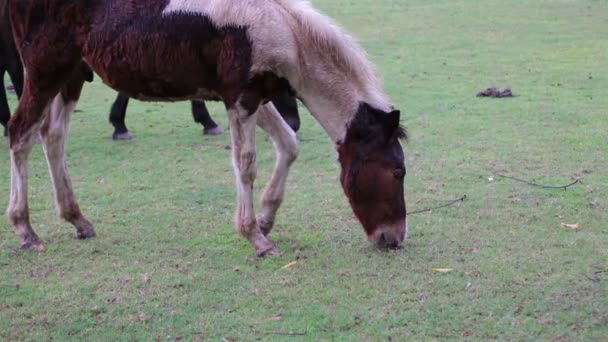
[6,0,407,256]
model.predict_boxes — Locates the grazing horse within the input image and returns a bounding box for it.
[6,0,408,256]
[109,91,300,140]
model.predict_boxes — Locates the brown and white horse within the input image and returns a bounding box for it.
[6,0,408,256]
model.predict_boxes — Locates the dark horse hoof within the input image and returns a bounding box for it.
[112,131,134,140]
[203,126,224,135]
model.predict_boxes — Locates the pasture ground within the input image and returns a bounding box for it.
[1,0,607,340]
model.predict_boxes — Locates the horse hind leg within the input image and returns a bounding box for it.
[109,93,133,140]
[6,88,55,249]
[255,103,299,236]
[191,100,224,135]
[40,69,96,239]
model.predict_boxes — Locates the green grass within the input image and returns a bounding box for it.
[1,0,607,340]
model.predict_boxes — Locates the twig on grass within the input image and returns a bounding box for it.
[252,329,307,336]
[585,270,607,283]
[493,173,579,191]
[407,195,467,216]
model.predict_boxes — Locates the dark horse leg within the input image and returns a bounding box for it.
[0,28,24,136]
[0,60,23,136]
[191,100,224,135]
[0,70,10,136]
[109,95,226,139]
[270,92,300,133]
[109,93,133,140]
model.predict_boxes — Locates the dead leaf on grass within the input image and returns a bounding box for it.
[281,261,297,269]
[431,268,454,273]
[560,222,580,230]
[267,315,282,321]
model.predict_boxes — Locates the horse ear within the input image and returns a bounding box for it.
[387,110,400,128]
[382,109,400,139]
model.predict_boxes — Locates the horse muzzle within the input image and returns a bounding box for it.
[368,217,408,249]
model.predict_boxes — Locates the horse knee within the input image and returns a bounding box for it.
[285,140,299,164]
[235,213,256,236]
[238,151,257,181]
[40,130,65,147]
[7,120,35,147]
[278,131,298,165]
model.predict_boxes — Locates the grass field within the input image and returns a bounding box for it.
[1,0,607,340]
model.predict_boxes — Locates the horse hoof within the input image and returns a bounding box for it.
[21,240,45,251]
[255,244,280,257]
[203,126,224,135]
[77,228,97,239]
[112,132,134,140]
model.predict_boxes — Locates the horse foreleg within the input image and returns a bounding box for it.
[228,105,278,257]
[40,92,96,239]
[255,103,299,236]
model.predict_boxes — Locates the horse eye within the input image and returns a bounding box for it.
[393,168,406,179]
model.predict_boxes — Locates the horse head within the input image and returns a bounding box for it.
[338,103,408,248]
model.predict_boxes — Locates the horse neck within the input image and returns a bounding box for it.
[295,71,389,144]
[297,84,358,144]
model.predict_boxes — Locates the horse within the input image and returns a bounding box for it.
[6,0,408,256]
[109,91,301,140]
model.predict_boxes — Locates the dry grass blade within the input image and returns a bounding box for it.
[281,261,298,269]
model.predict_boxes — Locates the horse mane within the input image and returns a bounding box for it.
[275,0,391,111]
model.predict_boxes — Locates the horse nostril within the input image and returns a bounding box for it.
[379,233,387,244]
